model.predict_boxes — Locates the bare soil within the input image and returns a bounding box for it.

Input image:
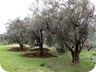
[8,47,28,52]
[22,52,57,58]
[22,48,56,58]
[31,48,50,52]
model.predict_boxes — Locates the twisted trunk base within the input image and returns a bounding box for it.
[19,44,24,50]
[71,52,80,64]
[39,43,44,55]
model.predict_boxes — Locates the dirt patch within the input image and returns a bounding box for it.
[8,47,28,52]
[31,48,50,52]
[22,47,57,58]
[22,52,57,58]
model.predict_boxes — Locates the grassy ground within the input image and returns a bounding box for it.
[45,50,96,72]
[0,44,96,72]
[0,45,53,72]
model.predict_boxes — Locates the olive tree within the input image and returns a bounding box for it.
[42,0,95,64]
[0,33,8,45]
[26,15,48,55]
[27,0,52,55]
[6,18,27,50]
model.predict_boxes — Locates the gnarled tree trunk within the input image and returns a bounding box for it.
[39,29,44,55]
[39,41,43,55]
[19,43,24,50]
[71,51,80,64]
[65,43,81,64]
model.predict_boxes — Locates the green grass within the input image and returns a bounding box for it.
[0,45,53,72]
[0,45,96,72]
[44,51,95,72]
